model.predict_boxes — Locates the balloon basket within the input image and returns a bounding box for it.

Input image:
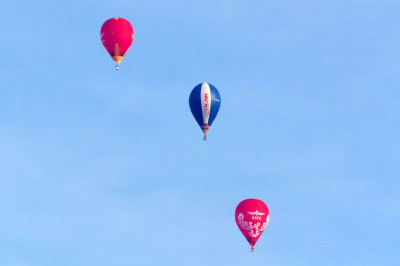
[251,247,255,252]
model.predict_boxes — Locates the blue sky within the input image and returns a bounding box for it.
[0,0,399,265]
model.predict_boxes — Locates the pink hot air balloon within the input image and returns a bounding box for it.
[100,17,134,70]
[235,199,270,252]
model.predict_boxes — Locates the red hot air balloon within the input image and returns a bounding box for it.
[235,199,270,252]
[100,17,134,70]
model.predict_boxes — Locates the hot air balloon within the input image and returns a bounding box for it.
[189,83,221,140]
[100,17,134,70]
[235,199,270,252]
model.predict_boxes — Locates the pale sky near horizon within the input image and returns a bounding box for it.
[0,1,399,265]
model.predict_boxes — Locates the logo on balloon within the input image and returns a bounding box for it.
[237,213,268,238]
[247,210,265,216]
[203,92,210,117]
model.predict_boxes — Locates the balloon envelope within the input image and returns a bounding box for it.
[235,199,269,250]
[189,82,221,140]
[100,17,134,66]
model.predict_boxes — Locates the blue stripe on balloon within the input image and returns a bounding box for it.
[208,83,221,126]
[189,83,203,127]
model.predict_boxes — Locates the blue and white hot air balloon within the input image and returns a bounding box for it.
[189,82,221,140]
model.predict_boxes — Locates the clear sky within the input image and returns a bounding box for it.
[0,1,399,265]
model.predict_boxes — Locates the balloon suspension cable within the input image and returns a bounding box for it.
[251,247,255,252]
[115,64,119,70]
[203,134,207,141]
